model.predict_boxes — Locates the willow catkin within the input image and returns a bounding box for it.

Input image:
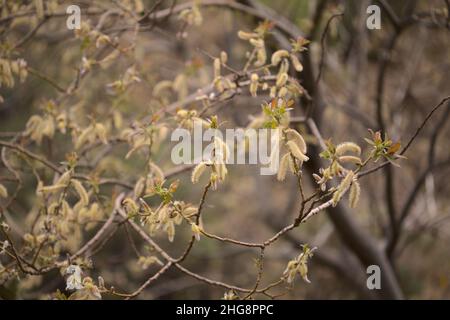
[213,58,221,79]
[290,54,303,72]
[349,179,361,208]
[276,72,288,87]
[152,80,172,97]
[134,177,146,198]
[0,184,8,198]
[277,153,290,181]
[220,51,228,64]
[71,179,89,206]
[75,126,94,150]
[214,136,229,162]
[191,162,207,184]
[95,123,108,144]
[55,170,72,187]
[250,73,259,97]
[285,129,307,153]
[338,155,362,165]
[149,161,165,181]
[165,220,175,242]
[270,86,277,98]
[271,50,290,66]
[255,46,267,67]
[237,31,257,40]
[191,223,202,241]
[250,38,264,48]
[335,142,361,156]
[286,141,309,162]
[214,162,228,181]
[332,170,355,207]
[42,116,55,140]
[277,87,287,97]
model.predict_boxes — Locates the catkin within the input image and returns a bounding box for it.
[290,54,303,72]
[72,179,89,206]
[250,73,259,97]
[286,141,309,162]
[134,177,146,198]
[285,129,307,153]
[338,156,362,165]
[238,31,257,40]
[271,50,290,66]
[191,162,207,184]
[276,72,288,87]
[213,58,221,79]
[220,51,228,64]
[56,170,72,187]
[278,87,288,97]
[95,123,108,145]
[255,47,267,67]
[149,162,165,181]
[0,183,8,198]
[191,223,202,241]
[332,171,355,207]
[277,153,290,181]
[349,179,361,208]
[336,142,361,156]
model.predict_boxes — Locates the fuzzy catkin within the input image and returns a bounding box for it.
[191,162,207,184]
[335,142,361,156]
[332,170,355,207]
[286,141,309,162]
[349,179,361,208]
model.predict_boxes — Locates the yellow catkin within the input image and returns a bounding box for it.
[152,80,173,97]
[71,179,89,206]
[213,58,221,79]
[213,137,229,162]
[269,86,277,98]
[271,50,290,66]
[56,170,72,187]
[285,129,307,153]
[123,198,139,214]
[255,47,267,67]
[191,223,202,241]
[276,72,288,87]
[134,177,146,198]
[286,141,309,162]
[149,162,165,181]
[278,87,288,97]
[75,126,94,150]
[191,162,207,184]
[220,51,228,64]
[335,142,361,156]
[95,123,108,144]
[250,73,259,97]
[214,162,228,181]
[332,171,355,206]
[338,156,362,165]
[277,153,290,181]
[349,179,361,208]
[290,54,303,72]
[250,38,264,48]
[165,221,175,242]
[0,183,8,198]
[237,31,257,40]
